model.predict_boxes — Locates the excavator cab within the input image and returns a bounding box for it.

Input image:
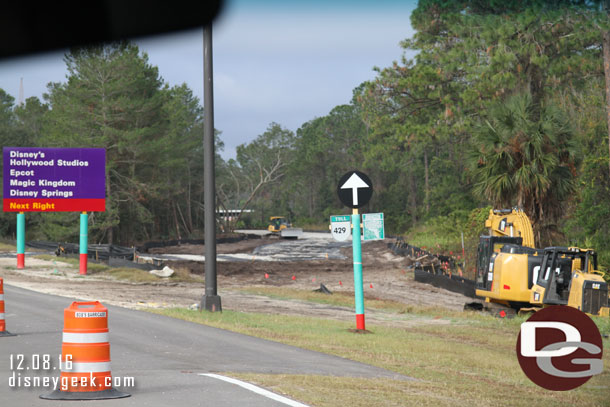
[475,235,523,289]
[530,247,609,316]
[268,216,291,233]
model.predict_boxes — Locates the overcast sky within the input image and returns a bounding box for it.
[0,0,416,159]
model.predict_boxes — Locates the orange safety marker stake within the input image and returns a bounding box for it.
[0,278,16,337]
[40,301,130,400]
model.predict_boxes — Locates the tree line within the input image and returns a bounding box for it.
[1,1,610,268]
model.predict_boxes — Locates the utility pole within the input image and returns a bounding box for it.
[200,25,221,312]
[18,78,24,106]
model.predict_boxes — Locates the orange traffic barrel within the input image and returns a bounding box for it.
[0,278,15,337]
[40,301,129,400]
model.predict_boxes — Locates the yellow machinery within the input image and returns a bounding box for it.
[268,216,290,234]
[485,208,535,248]
[474,209,609,316]
[267,216,303,239]
[530,247,609,316]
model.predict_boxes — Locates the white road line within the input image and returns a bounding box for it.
[199,373,309,407]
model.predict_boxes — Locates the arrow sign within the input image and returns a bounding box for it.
[336,170,373,208]
[341,173,369,206]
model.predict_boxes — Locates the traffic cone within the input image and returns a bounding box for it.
[0,278,15,337]
[40,301,129,400]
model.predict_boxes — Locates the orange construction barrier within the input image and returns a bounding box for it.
[40,301,129,400]
[0,278,15,337]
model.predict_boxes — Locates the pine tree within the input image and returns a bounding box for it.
[43,42,167,244]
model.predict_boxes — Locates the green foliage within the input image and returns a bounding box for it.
[29,212,80,242]
[217,123,296,231]
[566,153,610,270]
[278,103,368,224]
[406,210,469,252]
[0,42,226,244]
[469,93,579,245]
[556,77,610,272]
[357,0,608,251]
[41,42,169,243]
[1,2,609,261]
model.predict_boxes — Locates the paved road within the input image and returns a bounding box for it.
[1,285,406,406]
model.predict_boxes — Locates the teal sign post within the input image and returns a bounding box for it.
[351,212,365,330]
[80,212,88,275]
[16,212,25,269]
[336,171,373,331]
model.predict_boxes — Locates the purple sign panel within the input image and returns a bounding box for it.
[3,147,106,212]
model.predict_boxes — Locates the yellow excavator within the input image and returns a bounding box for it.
[267,216,303,239]
[474,209,609,317]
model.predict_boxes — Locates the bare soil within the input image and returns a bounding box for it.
[0,234,469,327]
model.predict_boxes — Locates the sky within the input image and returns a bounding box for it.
[0,0,417,159]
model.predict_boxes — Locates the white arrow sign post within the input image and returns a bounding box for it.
[340,173,369,206]
[335,170,373,332]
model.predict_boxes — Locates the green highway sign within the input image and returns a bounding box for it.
[363,213,384,241]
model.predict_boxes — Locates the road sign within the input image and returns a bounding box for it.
[3,147,106,212]
[330,215,351,242]
[363,213,384,241]
[337,170,373,208]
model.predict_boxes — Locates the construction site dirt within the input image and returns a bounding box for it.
[0,232,469,328]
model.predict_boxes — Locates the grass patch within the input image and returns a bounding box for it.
[0,242,16,251]
[230,374,462,407]
[34,254,110,271]
[152,307,610,407]
[0,240,48,252]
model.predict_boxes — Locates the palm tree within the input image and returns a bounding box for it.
[469,92,579,246]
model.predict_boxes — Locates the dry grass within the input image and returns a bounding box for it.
[153,307,610,407]
[0,242,16,252]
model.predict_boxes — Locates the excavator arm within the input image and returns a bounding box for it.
[485,208,535,248]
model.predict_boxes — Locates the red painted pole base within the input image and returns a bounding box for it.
[17,253,25,269]
[79,254,88,275]
[356,314,365,330]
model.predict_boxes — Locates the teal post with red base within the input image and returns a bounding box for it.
[16,212,25,269]
[79,212,88,275]
[352,210,365,330]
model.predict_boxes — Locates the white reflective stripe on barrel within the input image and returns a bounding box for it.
[0,294,4,300]
[62,332,109,343]
[61,361,112,373]
[0,313,4,319]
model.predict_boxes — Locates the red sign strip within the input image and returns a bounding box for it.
[3,199,106,212]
